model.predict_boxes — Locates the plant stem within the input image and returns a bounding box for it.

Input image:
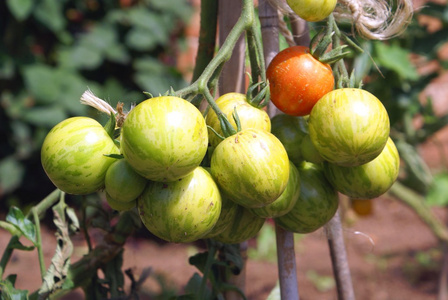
[198,240,217,299]
[0,236,19,279]
[32,208,46,278]
[325,208,355,300]
[389,181,448,243]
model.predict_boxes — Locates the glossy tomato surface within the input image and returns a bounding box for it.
[270,114,308,165]
[121,96,208,182]
[266,46,334,116]
[206,93,271,150]
[138,167,221,243]
[211,128,290,208]
[41,117,120,195]
[309,88,390,167]
[275,162,338,233]
[105,158,147,203]
[249,161,301,218]
[212,205,265,244]
[286,0,337,22]
[323,137,400,199]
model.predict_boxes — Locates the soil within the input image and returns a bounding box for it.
[1,194,446,300]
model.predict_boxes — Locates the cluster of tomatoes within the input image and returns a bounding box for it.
[41,43,399,244]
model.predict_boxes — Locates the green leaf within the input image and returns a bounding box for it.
[0,276,29,300]
[427,173,448,206]
[105,44,130,64]
[21,105,67,128]
[6,207,37,245]
[33,0,66,32]
[125,28,159,51]
[8,238,35,251]
[0,54,15,79]
[188,252,209,273]
[183,273,212,300]
[22,65,59,104]
[374,42,419,81]
[6,0,33,21]
[0,157,24,194]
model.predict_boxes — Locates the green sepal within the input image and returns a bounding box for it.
[246,81,270,108]
[207,125,226,141]
[232,107,242,132]
[103,154,124,159]
[218,114,237,138]
[104,112,116,139]
[319,46,350,64]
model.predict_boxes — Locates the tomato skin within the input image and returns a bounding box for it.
[286,0,337,22]
[212,205,265,244]
[138,167,222,243]
[309,88,390,167]
[41,117,120,195]
[270,114,308,165]
[275,161,338,233]
[211,128,290,208]
[266,46,334,116]
[301,134,324,164]
[249,161,301,218]
[206,93,271,150]
[121,96,208,182]
[202,194,239,238]
[106,193,136,211]
[323,137,400,199]
[105,159,148,203]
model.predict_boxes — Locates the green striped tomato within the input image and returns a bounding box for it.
[41,117,120,195]
[212,205,265,244]
[106,193,136,211]
[211,128,290,208]
[309,88,390,167]
[203,195,239,238]
[249,161,301,218]
[206,93,271,150]
[105,159,147,203]
[286,0,337,22]
[121,96,208,182]
[275,161,338,233]
[138,167,221,243]
[270,114,308,165]
[323,137,400,199]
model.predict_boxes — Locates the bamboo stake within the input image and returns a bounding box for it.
[259,1,300,299]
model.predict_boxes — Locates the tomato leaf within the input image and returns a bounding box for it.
[5,207,37,245]
[427,173,448,207]
[7,236,35,251]
[183,273,212,300]
[374,42,419,81]
[6,0,33,21]
[0,275,29,300]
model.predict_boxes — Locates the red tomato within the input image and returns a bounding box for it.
[266,46,334,116]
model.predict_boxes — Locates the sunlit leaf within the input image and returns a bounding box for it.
[374,42,419,81]
[427,173,448,207]
[6,206,37,245]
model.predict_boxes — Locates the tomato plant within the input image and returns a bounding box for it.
[205,92,271,150]
[121,96,208,182]
[105,158,148,203]
[323,137,400,199]
[275,161,339,233]
[249,161,301,218]
[211,128,290,208]
[138,166,222,243]
[41,117,120,195]
[106,193,137,211]
[286,0,337,22]
[266,45,334,116]
[309,88,390,167]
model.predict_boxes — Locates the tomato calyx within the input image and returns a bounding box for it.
[246,76,270,108]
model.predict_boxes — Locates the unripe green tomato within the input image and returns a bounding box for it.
[309,88,390,167]
[275,161,338,233]
[323,137,400,199]
[212,205,265,244]
[138,167,222,243]
[206,93,271,150]
[211,128,290,208]
[202,195,239,239]
[286,0,337,22]
[270,114,308,165]
[249,161,301,218]
[121,96,208,182]
[106,193,136,211]
[105,159,148,203]
[41,117,120,195]
[301,134,324,164]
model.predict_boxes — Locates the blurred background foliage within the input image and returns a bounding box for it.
[0,0,193,208]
